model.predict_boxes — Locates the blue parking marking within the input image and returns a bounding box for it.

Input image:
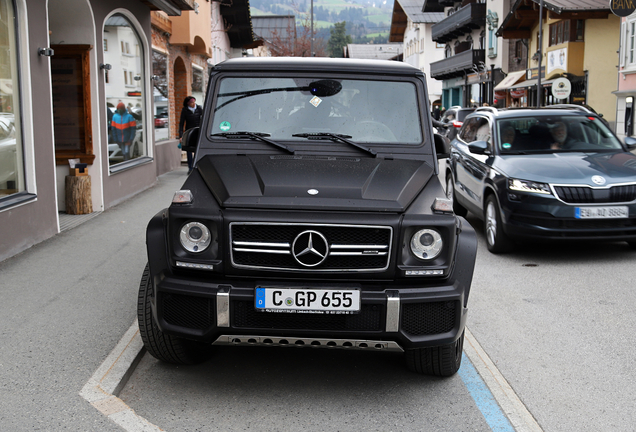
[458,354,514,432]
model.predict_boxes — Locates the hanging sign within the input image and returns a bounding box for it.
[551,77,572,100]
[610,0,636,17]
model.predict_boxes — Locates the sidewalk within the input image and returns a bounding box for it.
[0,166,188,431]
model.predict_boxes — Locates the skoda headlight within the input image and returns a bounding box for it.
[410,229,443,260]
[180,222,211,253]
[508,179,551,195]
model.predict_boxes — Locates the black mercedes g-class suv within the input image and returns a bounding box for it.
[139,57,477,376]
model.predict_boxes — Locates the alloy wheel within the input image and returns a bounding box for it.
[486,200,497,247]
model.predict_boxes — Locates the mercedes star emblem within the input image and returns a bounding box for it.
[292,230,329,267]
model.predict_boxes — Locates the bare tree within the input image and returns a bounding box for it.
[268,4,326,57]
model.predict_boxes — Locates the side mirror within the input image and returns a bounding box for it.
[624,136,636,150]
[181,127,200,152]
[468,140,489,155]
[434,133,450,159]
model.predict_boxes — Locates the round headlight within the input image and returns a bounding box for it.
[410,229,443,260]
[180,222,211,253]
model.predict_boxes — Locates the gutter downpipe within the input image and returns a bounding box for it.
[536,0,544,107]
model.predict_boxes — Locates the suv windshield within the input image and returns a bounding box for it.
[496,115,623,154]
[210,77,422,144]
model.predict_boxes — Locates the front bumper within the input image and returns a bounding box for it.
[501,192,636,241]
[152,274,469,351]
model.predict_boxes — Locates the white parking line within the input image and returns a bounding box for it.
[463,328,544,432]
[83,323,543,432]
[80,321,162,432]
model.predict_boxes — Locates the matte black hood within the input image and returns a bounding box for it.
[197,154,434,211]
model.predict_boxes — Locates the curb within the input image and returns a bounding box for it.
[79,321,160,431]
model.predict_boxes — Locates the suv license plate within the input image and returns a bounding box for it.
[575,206,628,219]
[255,287,360,314]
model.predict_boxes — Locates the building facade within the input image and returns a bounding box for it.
[0,0,255,262]
[389,0,445,108]
[496,0,620,128]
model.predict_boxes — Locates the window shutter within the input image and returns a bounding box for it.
[621,22,626,68]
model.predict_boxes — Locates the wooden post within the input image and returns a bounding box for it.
[65,175,92,215]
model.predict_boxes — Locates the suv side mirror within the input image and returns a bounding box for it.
[468,140,489,155]
[434,133,450,159]
[181,127,200,152]
[624,136,636,150]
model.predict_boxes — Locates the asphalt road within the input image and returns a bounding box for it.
[2,165,635,431]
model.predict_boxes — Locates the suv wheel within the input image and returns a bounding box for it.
[137,264,213,364]
[446,174,468,217]
[484,195,513,253]
[404,331,464,377]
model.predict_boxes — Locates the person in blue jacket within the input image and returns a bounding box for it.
[111,102,136,160]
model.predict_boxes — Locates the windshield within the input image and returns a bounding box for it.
[210,77,423,144]
[496,115,623,154]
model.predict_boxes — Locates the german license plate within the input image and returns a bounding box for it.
[575,206,629,219]
[255,287,360,314]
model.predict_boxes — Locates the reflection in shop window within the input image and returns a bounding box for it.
[152,50,169,141]
[0,0,25,200]
[104,14,146,165]
[192,65,204,104]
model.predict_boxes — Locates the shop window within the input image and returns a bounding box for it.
[152,50,169,142]
[0,0,25,201]
[104,14,147,167]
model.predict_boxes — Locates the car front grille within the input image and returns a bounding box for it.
[232,300,382,331]
[401,301,457,336]
[554,184,636,204]
[230,223,392,272]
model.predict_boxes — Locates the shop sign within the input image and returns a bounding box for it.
[552,78,572,100]
[610,0,636,17]
[127,91,142,97]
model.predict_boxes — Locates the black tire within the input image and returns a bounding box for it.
[405,331,464,377]
[446,173,468,217]
[484,195,513,254]
[137,264,213,364]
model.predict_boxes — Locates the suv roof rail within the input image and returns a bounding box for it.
[475,106,498,115]
[548,104,592,113]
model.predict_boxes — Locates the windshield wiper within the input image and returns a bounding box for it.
[291,132,377,157]
[212,132,295,154]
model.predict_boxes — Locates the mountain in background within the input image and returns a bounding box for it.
[250,0,394,44]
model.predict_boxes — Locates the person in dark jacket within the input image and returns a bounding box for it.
[179,96,203,173]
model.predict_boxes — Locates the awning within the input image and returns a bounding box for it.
[493,70,526,91]
[509,78,555,90]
